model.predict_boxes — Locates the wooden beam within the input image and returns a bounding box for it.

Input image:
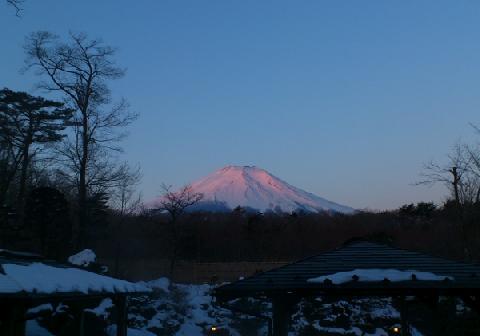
[399,297,411,336]
[272,296,290,336]
[1,304,27,336]
[70,303,85,336]
[114,295,128,336]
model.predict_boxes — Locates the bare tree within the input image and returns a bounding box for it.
[417,138,480,260]
[112,163,142,216]
[417,144,470,206]
[109,164,141,277]
[5,0,23,16]
[24,31,137,247]
[155,184,203,277]
[460,124,480,203]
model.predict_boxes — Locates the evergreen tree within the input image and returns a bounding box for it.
[0,88,73,225]
[25,187,71,258]
[85,192,110,247]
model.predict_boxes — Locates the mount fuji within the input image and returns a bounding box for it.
[169,166,354,214]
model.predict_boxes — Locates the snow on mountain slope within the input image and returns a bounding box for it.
[183,166,354,214]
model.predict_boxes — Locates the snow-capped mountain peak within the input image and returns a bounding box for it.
[182,165,354,214]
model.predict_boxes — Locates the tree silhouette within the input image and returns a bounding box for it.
[25,187,71,258]
[24,31,137,248]
[5,0,23,16]
[0,88,72,225]
[155,184,203,276]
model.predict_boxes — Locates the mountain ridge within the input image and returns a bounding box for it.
[171,165,355,214]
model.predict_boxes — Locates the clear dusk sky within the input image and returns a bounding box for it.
[2,1,480,210]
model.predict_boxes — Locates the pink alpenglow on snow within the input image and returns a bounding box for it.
[0,263,150,294]
[155,165,354,214]
[307,269,454,284]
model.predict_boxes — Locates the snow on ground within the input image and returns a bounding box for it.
[0,272,23,292]
[28,303,54,315]
[85,298,114,318]
[32,278,477,336]
[26,320,54,336]
[290,296,407,336]
[127,281,246,336]
[308,268,454,284]
[68,249,96,266]
[138,277,170,293]
[106,326,156,336]
[1,262,149,294]
[175,284,215,335]
[411,326,424,336]
[119,279,425,336]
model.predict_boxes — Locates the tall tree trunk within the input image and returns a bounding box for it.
[449,167,471,259]
[169,216,178,278]
[16,132,32,227]
[451,167,460,206]
[77,110,89,249]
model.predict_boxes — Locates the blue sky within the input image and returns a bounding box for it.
[2,1,480,210]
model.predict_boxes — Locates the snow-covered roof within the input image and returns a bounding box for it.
[307,269,454,284]
[0,249,43,260]
[0,260,149,296]
[216,240,480,299]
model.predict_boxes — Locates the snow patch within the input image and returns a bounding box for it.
[85,298,114,318]
[107,325,157,336]
[1,262,150,294]
[68,249,96,266]
[0,273,23,293]
[307,269,454,284]
[26,320,53,336]
[146,277,170,292]
[27,303,54,315]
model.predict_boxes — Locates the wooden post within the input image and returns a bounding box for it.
[272,296,290,336]
[399,297,410,336]
[422,295,440,335]
[79,310,85,336]
[2,304,27,336]
[114,295,128,336]
[70,304,85,336]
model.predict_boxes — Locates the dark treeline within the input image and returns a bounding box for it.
[6,180,480,267]
[97,201,479,265]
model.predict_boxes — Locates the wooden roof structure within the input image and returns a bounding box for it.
[215,240,480,336]
[216,240,480,298]
[0,249,148,336]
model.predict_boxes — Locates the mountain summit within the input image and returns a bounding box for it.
[183,166,354,214]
